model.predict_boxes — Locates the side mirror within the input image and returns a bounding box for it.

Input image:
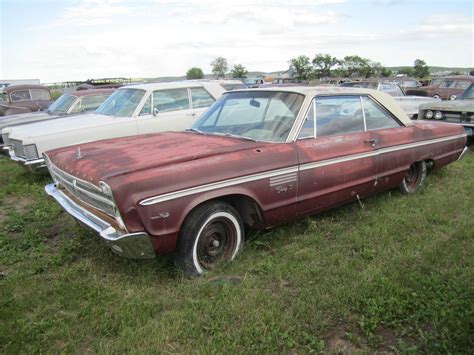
[153,107,159,116]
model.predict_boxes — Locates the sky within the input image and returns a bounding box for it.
[0,0,473,83]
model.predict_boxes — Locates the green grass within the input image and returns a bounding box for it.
[1,152,473,353]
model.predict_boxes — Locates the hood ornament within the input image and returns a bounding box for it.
[76,147,83,160]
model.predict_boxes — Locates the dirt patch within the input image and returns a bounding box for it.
[2,194,34,214]
[325,327,365,354]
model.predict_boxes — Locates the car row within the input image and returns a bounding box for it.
[0,83,468,276]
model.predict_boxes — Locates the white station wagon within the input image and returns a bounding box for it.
[5,81,225,170]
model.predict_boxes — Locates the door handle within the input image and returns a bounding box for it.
[186,113,196,117]
[364,139,377,147]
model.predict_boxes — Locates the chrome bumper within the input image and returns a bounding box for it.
[7,147,46,171]
[457,146,470,161]
[45,183,156,259]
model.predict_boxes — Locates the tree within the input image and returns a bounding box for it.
[398,67,415,77]
[230,64,248,79]
[211,57,228,78]
[186,67,204,80]
[341,55,372,78]
[312,53,340,78]
[289,55,314,81]
[413,59,429,78]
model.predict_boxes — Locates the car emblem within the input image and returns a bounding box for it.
[76,147,82,160]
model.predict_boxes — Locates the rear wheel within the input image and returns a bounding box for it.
[432,94,441,100]
[175,202,244,278]
[399,161,427,194]
[449,94,457,100]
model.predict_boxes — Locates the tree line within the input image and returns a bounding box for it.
[186,55,431,81]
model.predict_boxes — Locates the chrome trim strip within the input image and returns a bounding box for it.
[139,133,467,206]
[457,146,469,161]
[45,183,155,259]
[140,166,299,206]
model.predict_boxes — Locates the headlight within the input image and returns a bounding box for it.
[23,144,39,160]
[434,111,443,120]
[425,110,433,119]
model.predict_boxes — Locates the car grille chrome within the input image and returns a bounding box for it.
[10,139,25,157]
[45,156,117,217]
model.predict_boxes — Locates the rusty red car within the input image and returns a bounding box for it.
[44,87,468,277]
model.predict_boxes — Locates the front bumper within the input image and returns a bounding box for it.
[45,183,156,259]
[7,147,46,171]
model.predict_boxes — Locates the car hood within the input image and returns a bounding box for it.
[7,113,118,141]
[46,131,265,184]
[0,111,50,130]
[419,99,474,111]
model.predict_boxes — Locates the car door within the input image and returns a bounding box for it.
[362,95,416,193]
[136,88,194,134]
[295,95,378,216]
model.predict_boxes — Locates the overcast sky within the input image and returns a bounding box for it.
[1,0,473,83]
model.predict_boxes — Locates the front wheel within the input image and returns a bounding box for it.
[175,202,244,278]
[432,94,441,100]
[399,161,427,194]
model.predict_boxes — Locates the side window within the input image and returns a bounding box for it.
[10,90,31,101]
[80,94,110,112]
[362,96,400,130]
[30,89,51,100]
[191,87,215,108]
[380,84,399,97]
[316,96,364,137]
[153,89,189,113]
[298,100,315,139]
[454,81,470,89]
[139,95,151,116]
[439,80,452,89]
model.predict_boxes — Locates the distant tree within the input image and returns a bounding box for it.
[186,67,204,80]
[312,53,340,78]
[413,59,429,78]
[398,67,416,77]
[380,66,392,77]
[341,55,372,78]
[211,57,228,78]
[289,55,314,80]
[230,64,248,79]
[470,69,474,76]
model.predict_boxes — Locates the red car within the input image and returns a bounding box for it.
[44,87,468,277]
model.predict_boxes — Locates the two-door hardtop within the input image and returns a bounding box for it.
[44,87,468,276]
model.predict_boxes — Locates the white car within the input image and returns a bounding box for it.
[5,81,225,171]
[340,81,440,119]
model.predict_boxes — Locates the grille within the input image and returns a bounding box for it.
[10,139,25,157]
[46,157,117,217]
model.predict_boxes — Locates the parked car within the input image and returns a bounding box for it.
[5,81,225,171]
[391,77,422,91]
[408,75,474,100]
[244,78,265,88]
[0,85,52,116]
[43,87,468,277]
[417,83,474,143]
[340,81,439,119]
[0,89,114,152]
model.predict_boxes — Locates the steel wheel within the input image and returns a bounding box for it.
[196,215,239,270]
[175,202,244,277]
[399,161,427,194]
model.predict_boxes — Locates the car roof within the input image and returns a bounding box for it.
[119,81,214,91]
[228,86,413,126]
[4,84,50,93]
[69,89,116,97]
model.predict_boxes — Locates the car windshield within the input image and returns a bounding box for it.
[403,80,418,87]
[244,79,258,85]
[460,85,474,100]
[48,94,77,114]
[95,89,145,117]
[340,82,378,89]
[192,91,304,142]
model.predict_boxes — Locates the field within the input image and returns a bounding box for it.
[0,152,473,353]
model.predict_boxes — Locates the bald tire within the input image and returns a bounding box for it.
[175,202,244,278]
